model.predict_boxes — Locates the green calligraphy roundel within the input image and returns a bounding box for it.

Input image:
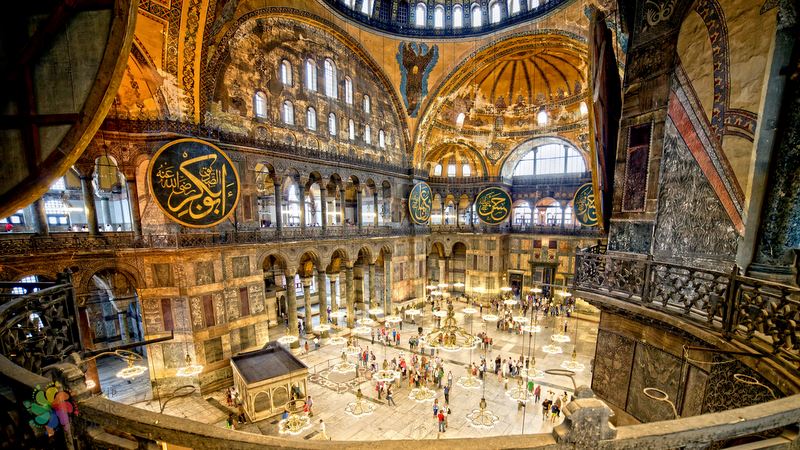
[475,187,512,225]
[573,183,598,227]
[148,138,241,228]
[408,182,433,225]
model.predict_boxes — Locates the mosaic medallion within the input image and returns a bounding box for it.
[408,182,433,225]
[573,182,599,226]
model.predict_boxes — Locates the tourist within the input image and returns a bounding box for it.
[447,370,453,388]
[386,385,396,406]
[433,398,439,417]
[282,409,289,421]
[443,384,450,404]
[306,395,314,416]
[542,398,552,420]
[319,419,330,440]
[313,336,319,350]
[304,340,310,354]
[437,409,446,432]
[534,384,541,403]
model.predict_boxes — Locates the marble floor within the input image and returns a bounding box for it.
[112,302,599,442]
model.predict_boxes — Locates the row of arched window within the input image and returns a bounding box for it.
[344,1,546,29]
[271,99,387,148]
[433,163,472,177]
[275,58,370,111]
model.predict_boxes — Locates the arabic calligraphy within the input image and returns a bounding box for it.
[148,139,240,228]
[408,182,433,225]
[475,187,511,225]
[573,183,598,227]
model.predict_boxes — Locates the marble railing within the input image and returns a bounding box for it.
[1,279,800,448]
[574,249,800,371]
[0,226,421,256]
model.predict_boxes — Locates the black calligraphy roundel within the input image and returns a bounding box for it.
[475,186,512,225]
[148,138,240,228]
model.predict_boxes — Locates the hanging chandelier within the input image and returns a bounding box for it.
[423,303,478,352]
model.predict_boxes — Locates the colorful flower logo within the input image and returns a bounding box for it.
[23,383,76,433]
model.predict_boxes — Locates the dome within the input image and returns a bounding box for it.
[322,0,571,38]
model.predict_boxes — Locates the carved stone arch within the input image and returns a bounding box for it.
[75,260,144,295]
[293,248,323,278]
[429,240,448,258]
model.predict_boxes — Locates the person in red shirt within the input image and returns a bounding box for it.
[437,410,446,432]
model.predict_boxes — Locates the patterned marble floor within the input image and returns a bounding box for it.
[114,301,599,442]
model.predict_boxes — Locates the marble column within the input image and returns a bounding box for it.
[317,270,328,336]
[384,255,392,314]
[126,178,142,237]
[80,174,99,236]
[117,311,130,343]
[273,183,283,231]
[320,188,328,230]
[33,198,49,236]
[356,188,363,230]
[444,257,450,285]
[286,271,300,348]
[345,267,355,328]
[368,263,377,310]
[339,187,346,227]
[302,277,312,330]
[100,197,112,229]
[372,192,379,227]
[298,183,306,230]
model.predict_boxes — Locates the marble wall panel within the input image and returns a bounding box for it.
[592,330,635,409]
[681,366,708,417]
[190,297,204,329]
[212,292,226,325]
[608,221,653,254]
[224,288,240,321]
[195,261,215,285]
[249,284,265,314]
[142,297,163,334]
[627,343,683,422]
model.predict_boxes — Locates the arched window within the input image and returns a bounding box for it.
[364,125,371,144]
[344,77,353,104]
[363,95,371,113]
[379,129,385,148]
[415,3,426,27]
[512,143,587,176]
[348,119,355,140]
[282,100,294,125]
[471,4,482,27]
[280,60,292,86]
[254,92,267,118]
[328,113,337,136]
[508,0,521,14]
[489,1,502,23]
[447,163,457,177]
[513,201,532,225]
[455,112,466,128]
[433,164,443,176]
[305,59,317,91]
[462,164,472,177]
[343,0,355,8]
[529,0,540,8]
[434,5,445,28]
[324,59,337,99]
[306,107,317,130]
[453,4,463,28]
[361,0,374,15]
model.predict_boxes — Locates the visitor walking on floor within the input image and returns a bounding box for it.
[444,385,450,404]
[386,385,396,406]
[437,410,446,432]
[319,419,330,440]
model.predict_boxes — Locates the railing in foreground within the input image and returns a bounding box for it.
[573,248,800,369]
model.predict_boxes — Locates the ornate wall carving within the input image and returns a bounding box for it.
[626,342,683,422]
[591,330,635,409]
[652,117,737,267]
[607,221,652,254]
